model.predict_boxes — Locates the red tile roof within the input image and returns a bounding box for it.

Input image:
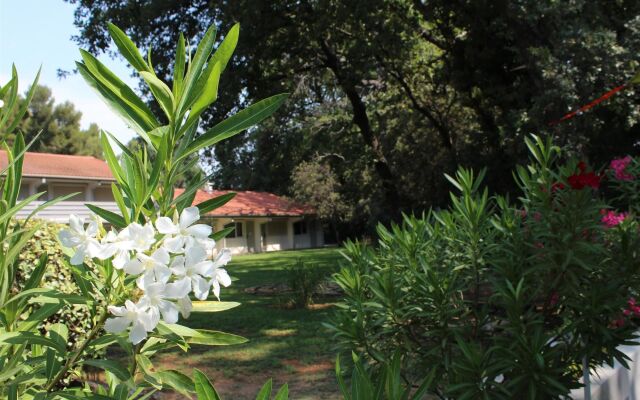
[2,151,314,217]
[0,151,114,181]
[175,188,315,217]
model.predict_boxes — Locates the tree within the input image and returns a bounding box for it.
[2,85,102,158]
[290,157,352,242]
[66,0,640,234]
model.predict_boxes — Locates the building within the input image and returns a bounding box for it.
[1,151,323,254]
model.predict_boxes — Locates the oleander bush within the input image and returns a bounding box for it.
[329,135,640,399]
[14,221,96,347]
[0,21,289,399]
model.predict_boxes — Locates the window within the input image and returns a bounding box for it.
[293,221,308,235]
[224,222,243,238]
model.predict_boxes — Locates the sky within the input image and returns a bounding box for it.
[0,0,137,144]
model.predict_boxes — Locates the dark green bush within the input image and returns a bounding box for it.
[329,136,640,399]
[285,259,327,307]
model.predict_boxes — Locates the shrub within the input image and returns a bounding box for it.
[329,136,640,399]
[285,259,326,307]
[14,220,96,346]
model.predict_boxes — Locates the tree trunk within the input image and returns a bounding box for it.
[318,39,401,213]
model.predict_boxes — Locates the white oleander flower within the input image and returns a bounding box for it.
[58,214,101,265]
[156,207,212,253]
[138,280,191,325]
[204,249,232,300]
[99,228,135,269]
[124,248,171,288]
[127,223,156,251]
[104,300,156,344]
[170,245,215,300]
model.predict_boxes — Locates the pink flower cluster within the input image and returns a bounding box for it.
[610,156,634,181]
[613,298,640,328]
[600,210,628,228]
[624,298,640,317]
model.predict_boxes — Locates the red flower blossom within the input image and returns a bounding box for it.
[567,162,601,190]
[551,182,565,192]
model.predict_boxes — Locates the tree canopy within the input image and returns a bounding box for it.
[2,84,102,158]
[66,0,640,235]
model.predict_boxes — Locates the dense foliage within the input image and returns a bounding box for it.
[329,136,640,398]
[66,0,640,235]
[15,221,95,347]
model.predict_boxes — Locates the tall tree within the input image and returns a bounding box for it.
[3,85,102,158]
[66,0,640,232]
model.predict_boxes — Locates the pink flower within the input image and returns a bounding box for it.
[610,156,634,181]
[600,210,628,228]
[613,317,625,328]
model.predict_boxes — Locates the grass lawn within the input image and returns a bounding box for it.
[155,247,346,400]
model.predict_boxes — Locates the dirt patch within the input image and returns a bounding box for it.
[282,359,333,374]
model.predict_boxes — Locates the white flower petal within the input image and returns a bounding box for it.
[70,246,86,265]
[58,229,81,248]
[153,264,172,284]
[215,249,232,267]
[165,278,191,299]
[216,268,232,287]
[158,300,180,324]
[129,321,147,344]
[163,236,185,253]
[179,207,200,229]
[211,280,221,300]
[107,305,127,317]
[152,247,170,264]
[86,220,99,237]
[192,275,211,300]
[104,317,130,333]
[186,224,212,239]
[69,215,83,233]
[156,217,179,234]
[123,259,144,275]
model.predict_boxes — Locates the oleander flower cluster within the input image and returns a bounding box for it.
[58,207,232,344]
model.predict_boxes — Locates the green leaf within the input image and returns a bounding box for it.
[212,227,235,241]
[179,93,289,161]
[191,301,241,313]
[156,370,195,396]
[196,192,236,214]
[0,332,66,353]
[83,359,131,381]
[173,33,186,97]
[185,61,221,127]
[48,323,69,355]
[631,69,640,84]
[188,330,248,346]
[177,24,217,118]
[76,56,157,143]
[107,23,149,72]
[194,368,222,400]
[210,23,239,74]
[140,71,175,119]
[255,379,272,400]
[85,204,126,228]
[273,384,289,400]
[5,67,41,133]
[45,348,61,382]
